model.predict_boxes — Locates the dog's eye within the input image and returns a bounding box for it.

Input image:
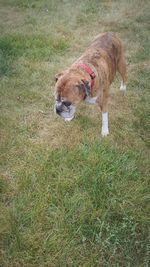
[56,95,61,102]
[63,101,72,107]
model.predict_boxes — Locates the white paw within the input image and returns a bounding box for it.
[120,83,126,91]
[101,128,109,137]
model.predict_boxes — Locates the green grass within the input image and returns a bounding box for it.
[0,34,69,76]
[0,0,150,266]
[1,142,149,266]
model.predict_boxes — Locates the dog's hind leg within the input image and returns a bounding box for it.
[117,52,127,91]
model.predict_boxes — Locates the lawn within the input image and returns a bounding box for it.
[0,0,150,266]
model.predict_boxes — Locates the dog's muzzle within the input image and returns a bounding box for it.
[55,101,75,121]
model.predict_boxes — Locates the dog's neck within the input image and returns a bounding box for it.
[75,63,96,96]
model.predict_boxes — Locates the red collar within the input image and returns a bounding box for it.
[76,63,96,96]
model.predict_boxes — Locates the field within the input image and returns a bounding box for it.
[0,0,150,266]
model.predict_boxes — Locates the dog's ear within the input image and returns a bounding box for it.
[55,71,66,82]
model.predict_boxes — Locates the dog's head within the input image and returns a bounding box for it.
[54,70,90,121]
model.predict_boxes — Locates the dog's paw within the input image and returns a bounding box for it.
[101,128,109,137]
[120,83,126,91]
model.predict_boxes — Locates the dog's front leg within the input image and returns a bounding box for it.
[101,112,109,137]
[97,90,109,137]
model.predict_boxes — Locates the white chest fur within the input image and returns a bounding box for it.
[85,96,98,104]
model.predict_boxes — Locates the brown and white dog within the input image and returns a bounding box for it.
[54,32,127,136]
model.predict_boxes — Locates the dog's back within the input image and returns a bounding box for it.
[80,32,126,84]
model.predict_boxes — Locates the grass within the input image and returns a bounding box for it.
[0,0,150,266]
[0,34,69,76]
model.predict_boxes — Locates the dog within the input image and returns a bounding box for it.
[54,32,127,136]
